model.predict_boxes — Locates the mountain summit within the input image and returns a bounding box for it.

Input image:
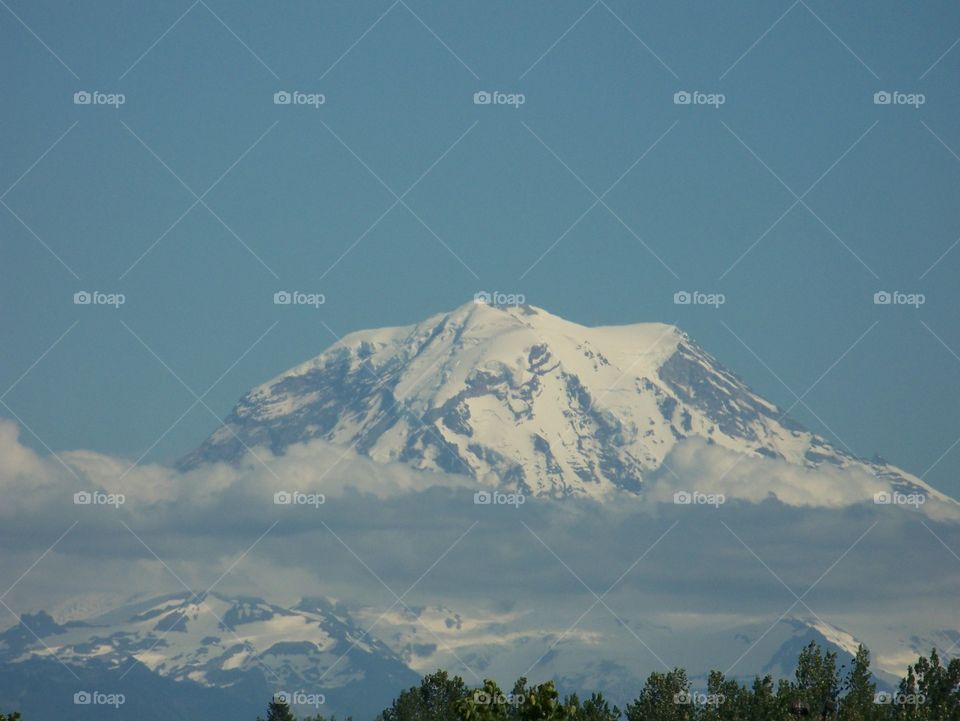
[181,301,936,501]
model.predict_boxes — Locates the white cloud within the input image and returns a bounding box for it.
[1,419,958,685]
[650,438,890,508]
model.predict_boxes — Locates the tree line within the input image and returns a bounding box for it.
[261,644,958,721]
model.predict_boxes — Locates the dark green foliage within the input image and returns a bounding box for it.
[745,675,782,721]
[900,648,960,721]
[840,645,879,721]
[455,677,570,721]
[624,668,692,721]
[566,692,621,721]
[377,670,471,721]
[253,645,960,721]
[791,641,840,719]
[258,697,298,721]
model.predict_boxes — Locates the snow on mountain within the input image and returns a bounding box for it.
[181,301,947,504]
[0,592,894,717]
[355,602,896,705]
[0,592,417,717]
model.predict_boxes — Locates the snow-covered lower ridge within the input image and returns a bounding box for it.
[355,603,901,697]
[0,592,411,690]
[180,301,951,505]
[1,593,898,707]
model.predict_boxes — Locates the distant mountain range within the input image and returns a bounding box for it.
[0,592,898,720]
[360,602,904,696]
[0,592,417,720]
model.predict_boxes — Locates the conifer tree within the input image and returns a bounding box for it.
[839,645,878,721]
[624,668,692,721]
[257,697,297,721]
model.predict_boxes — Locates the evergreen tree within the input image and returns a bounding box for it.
[909,649,960,721]
[700,670,748,721]
[257,697,297,721]
[839,645,878,721]
[624,668,692,721]
[891,665,923,721]
[567,692,621,721]
[515,680,570,721]
[740,674,788,721]
[792,641,839,719]
[379,670,472,721]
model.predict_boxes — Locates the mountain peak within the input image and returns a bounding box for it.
[179,303,937,503]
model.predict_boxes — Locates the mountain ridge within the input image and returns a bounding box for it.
[0,591,897,719]
[0,591,418,719]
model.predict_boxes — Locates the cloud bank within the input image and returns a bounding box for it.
[0,419,957,684]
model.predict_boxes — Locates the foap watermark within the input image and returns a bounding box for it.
[473,691,525,706]
[74,90,125,108]
[74,690,125,707]
[873,290,925,308]
[674,90,725,108]
[874,490,926,508]
[873,91,925,108]
[474,490,525,508]
[274,490,326,508]
[274,90,325,108]
[473,90,525,108]
[74,290,125,308]
[274,690,326,708]
[673,490,725,508]
[274,291,325,308]
[874,691,926,706]
[474,290,526,307]
[674,691,725,707]
[74,490,125,509]
[674,290,725,308]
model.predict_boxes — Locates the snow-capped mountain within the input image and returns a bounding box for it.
[0,592,417,720]
[0,593,895,720]
[355,603,898,706]
[181,301,944,503]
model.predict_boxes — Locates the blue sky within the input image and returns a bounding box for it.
[2,0,960,496]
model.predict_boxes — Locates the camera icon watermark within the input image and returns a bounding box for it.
[473,690,525,706]
[674,691,725,707]
[274,90,325,108]
[474,490,525,508]
[74,290,125,308]
[74,490,125,508]
[274,690,326,708]
[873,290,925,308]
[874,691,926,706]
[274,490,326,508]
[673,290,725,308]
[273,290,325,308]
[473,90,525,108]
[74,690,125,707]
[673,490,725,508]
[873,490,926,508]
[873,90,925,108]
[674,90,725,108]
[74,90,126,108]
[474,290,525,307]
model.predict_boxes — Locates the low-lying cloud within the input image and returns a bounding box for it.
[0,419,957,684]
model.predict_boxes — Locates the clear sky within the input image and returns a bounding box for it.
[2,0,959,496]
